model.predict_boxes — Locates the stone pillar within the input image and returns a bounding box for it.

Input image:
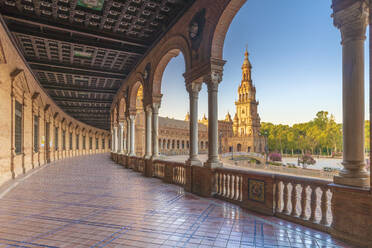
[126,117,130,155]
[129,115,136,156]
[119,122,124,153]
[205,71,223,168]
[186,82,202,165]
[113,126,118,153]
[144,105,152,159]
[151,102,160,159]
[333,1,370,187]
[111,129,114,152]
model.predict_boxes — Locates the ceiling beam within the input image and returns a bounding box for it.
[53,97,113,103]
[43,84,117,94]
[30,61,126,79]
[11,29,144,56]
[62,106,111,111]
[3,15,149,49]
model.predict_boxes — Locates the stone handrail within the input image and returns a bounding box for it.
[112,153,333,233]
[274,174,332,231]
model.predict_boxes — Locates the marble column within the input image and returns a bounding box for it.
[126,117,130,155]
[205,71,223,168]
[144,105,152,159]
[113,126,118,153]
[333,1,370,187]
[129,115,136,156]
[151,102,160,159]
[186,83,202,165]
[119,122,124,153]
[111,129,114,152]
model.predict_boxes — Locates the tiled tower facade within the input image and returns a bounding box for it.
[233,49,261,137]
[230,49,265,153]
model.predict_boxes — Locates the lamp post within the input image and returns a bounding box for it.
[262,130,269,165]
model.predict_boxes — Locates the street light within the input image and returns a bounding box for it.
[262,130,269,164]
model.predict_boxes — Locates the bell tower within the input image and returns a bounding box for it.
[233,48,261,137]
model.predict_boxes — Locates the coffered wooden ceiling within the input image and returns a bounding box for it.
[0,0,194,130]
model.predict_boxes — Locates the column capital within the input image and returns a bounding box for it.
[204,69,223,92]
[332,1,368,44]
[127,108,137,117]
[186,82,202,95]
[145,104,153,113]
[152,102,161,114]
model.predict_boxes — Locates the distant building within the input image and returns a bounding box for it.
[228,49,266,153]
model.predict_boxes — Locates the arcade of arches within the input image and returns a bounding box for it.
[0,0,371,247]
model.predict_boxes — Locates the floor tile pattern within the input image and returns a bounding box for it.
[0,154,355,247]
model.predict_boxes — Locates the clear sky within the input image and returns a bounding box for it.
[159,0,370,125]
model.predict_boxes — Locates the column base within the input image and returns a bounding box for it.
[186,157,202,166]
[129,153,136,157]
[151,155,160,161]
[204,159,223,169]
[144,155,151,159]
[333,175,370,188]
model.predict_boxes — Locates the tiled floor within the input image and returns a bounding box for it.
[0,154,355,248]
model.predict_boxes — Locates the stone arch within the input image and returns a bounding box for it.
[112,106,118,125]
[128,80,143,111]
[211,0,247,59]
[118,97,126,121]
[152,35,191,96]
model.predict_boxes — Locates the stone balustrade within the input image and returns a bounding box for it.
[215,170,243,202]
[274,175,332,232]
[112,153,334,235]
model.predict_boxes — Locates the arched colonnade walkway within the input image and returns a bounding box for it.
[110,0,372,247]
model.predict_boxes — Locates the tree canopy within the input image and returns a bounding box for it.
[259,111,368,156]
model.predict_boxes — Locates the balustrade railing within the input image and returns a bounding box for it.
[111,152,333,233]
[274,175,332,230]
[215,169,243,202]
[153,161,165,178]
[172,164,186,185]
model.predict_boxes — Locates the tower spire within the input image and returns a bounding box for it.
[242,46,252,82]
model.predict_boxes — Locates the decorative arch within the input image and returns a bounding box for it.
[211,0,246,59]
[118,97,126,121]
[112,106,118,125]
[128,80,143,111]
[152,35,191,96]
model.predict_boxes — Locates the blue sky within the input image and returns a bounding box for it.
[159,0,370,125]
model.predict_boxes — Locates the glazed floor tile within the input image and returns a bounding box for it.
[0,154,355,248]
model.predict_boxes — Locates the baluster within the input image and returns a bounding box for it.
[230,175,233,198]
[309,186,318,222]
[275,181,281,213]
[320,187,328,225]
[300,185,307,219]
[223,174,226,197]
[283,182,290,214]
[219,173,223,195]
[235,176,240,201]
[239,176,243,201]
[226,175,230,198]
[291,184,298,217]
